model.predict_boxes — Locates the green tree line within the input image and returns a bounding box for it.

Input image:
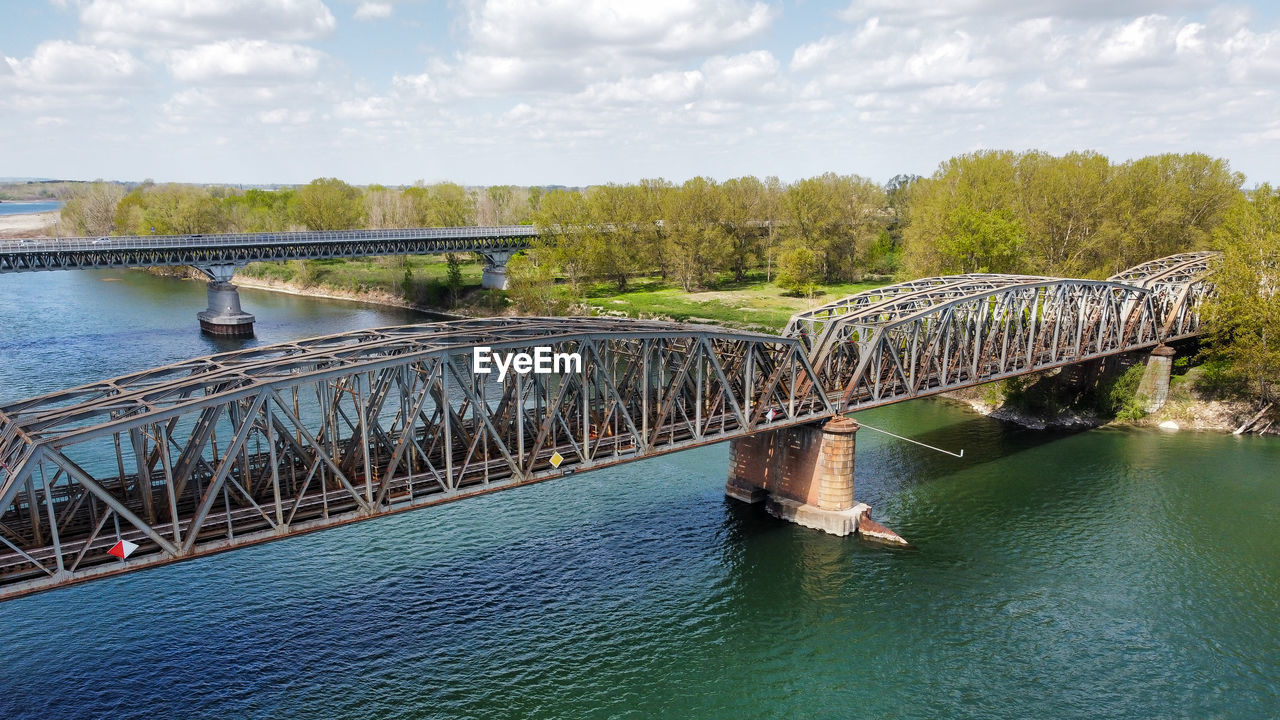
[55,151,1276,402]
[63,178,537,236]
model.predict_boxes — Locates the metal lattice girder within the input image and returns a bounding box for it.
[811,279,1160,410]
[783,274,1052,352]
[784,252,1221,412]
[1107,251,1221,341]
[0,226,537,273]
[0,318,832,599]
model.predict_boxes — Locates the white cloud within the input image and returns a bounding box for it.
[838,0,1209,23]
[579,70,705,105]
[466,0,776,58]
[258,108,313,124]
[168,40,324,83]
[702,50,782,100]
[1096,16,1167,66]
[354,2,392,20]
[5,40,146,87]
[335,96,395,120]
[415,0,779,100]
[6,0,1280,188]
[80,0,336,45]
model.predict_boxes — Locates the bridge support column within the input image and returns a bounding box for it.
[479,250,516,290]
[726,417,906,544]
[1136,344,1176,413]
[197,281,255,337]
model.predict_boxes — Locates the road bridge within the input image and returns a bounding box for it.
[0,253,1219,599]
[0,226,537,335]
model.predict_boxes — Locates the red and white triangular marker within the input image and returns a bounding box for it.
[766,408,777,422]
[108,539,139,560]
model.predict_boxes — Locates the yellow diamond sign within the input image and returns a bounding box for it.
[550,451,564,468]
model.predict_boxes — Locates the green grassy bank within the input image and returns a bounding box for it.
[237,257,885,334]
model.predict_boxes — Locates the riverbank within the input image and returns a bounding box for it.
[231,272,467,318]
[0,210,57,238]
[944,364,1277,436]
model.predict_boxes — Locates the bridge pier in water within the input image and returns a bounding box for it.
[726,417,907,545]
[195,265,254,337]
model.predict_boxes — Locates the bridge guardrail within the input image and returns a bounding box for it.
[0,225,540,253]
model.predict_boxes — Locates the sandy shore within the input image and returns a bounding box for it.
[0,211,58,238]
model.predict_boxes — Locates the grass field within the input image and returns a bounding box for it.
[240,257,887,332]
[581,274,886,332]
[240,255,488,305]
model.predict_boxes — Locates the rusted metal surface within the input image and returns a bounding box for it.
[0,253,1219,599]
[784,253,1220,412]
[0,318,830,599]
[1106,251,1219,341]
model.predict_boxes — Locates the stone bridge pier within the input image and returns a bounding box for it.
[1136,344,1177,413]
[725,417,906,545]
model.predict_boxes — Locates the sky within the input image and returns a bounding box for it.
[2,0,1279,187]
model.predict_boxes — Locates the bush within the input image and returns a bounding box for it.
[776,245,822,296]
[1107,364,1148,421]
[1194,358,1251,399]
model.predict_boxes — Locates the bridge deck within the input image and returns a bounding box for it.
[0,225,537,272]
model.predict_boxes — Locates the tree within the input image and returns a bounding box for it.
[635,178,673,280]
[720,176,770,282]
[1202,185,1280,403]
[124,184,225,235]
[902,151,1021,276]
[222,188,293,232]
[776,245,822,296]
[475,185,530,226]
[938,206,1027,274]
[365,186,414,229]
[60,181,125,236]
[445,253,464,306]
[507,252,570,315]
[289,178,364,230]
[1013,151,1112,276]
[406,182,475,227]
[781,172,887,282]
[665,176,729,291]
[1097,153,1243,274]
[532,189,591,292]
[584,183,647,291]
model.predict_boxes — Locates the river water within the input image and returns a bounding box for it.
[0,201,62,216]
[0,270,1277,719]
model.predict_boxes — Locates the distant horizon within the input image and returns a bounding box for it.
[1,145,1274,191]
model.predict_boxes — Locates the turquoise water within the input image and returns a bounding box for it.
[0,201,61,215]
[0,270,1277,719]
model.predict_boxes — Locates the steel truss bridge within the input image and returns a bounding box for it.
[0,226,536,277]
[0,252,1218,599]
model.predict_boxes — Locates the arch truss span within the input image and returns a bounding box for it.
[789,276,1164,412]
[0,318,831,599]
[1106,251,1220,342]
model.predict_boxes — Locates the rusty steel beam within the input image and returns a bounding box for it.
[0,318,831,599]
[0,253,1219,600]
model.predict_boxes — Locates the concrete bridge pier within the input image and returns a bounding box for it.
[726,417,907,545]
[479,250,516,290]
[195,265,254,337]
[1137,344,1177,413]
